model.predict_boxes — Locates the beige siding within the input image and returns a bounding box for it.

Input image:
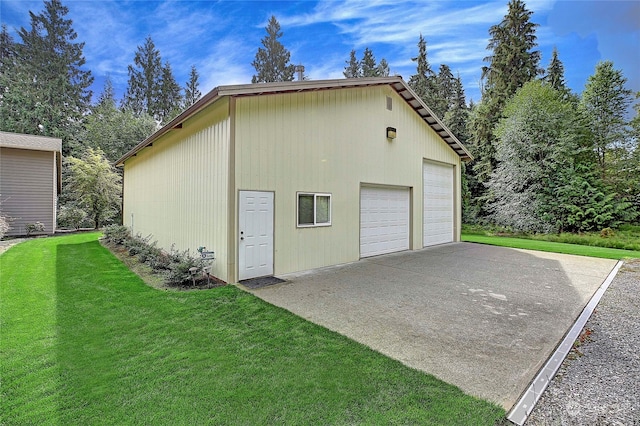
[123,99,231,281]
[234,85,461,278]
[0,147,56,235]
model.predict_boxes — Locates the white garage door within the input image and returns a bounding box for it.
[360,186,410,258]
[423,162,454,246]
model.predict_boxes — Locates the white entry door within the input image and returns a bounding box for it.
[239,191,274,280]
[423,162,454,246]
[360,186,410,258]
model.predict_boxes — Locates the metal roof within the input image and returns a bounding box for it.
[116,76,472,166]
[0,131,62,153]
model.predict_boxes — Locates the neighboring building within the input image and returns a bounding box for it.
[0,131,62,236]
[116,77,472,283]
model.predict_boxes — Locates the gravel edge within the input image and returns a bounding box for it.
[525,259,640,425]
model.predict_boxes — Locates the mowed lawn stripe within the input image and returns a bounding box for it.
[1,233,504,425]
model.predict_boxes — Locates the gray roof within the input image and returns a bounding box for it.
[116,76,472,166]
[0,131,62,153]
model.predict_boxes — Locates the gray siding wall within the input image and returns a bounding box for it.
[0,147,56,236]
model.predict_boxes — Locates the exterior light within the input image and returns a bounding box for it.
[386,127,397,140]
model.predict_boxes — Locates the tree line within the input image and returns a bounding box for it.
[1,0,638,233]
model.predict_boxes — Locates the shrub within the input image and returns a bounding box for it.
[102,225,131,245]
[164,245,204,286]
[101,227,209,287]
[25,221,45,236]
[58,205,88,230]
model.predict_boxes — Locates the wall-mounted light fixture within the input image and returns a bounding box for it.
[386,127,397,140]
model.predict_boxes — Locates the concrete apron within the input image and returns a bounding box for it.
[249,242,618,410]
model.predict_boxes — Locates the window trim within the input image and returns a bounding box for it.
[296,192,332,228]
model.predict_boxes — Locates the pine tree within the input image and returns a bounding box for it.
[123,36,162,118]
[482,0,541,104]
[360,48,379,77]
[157,61,183,123]
[343,48,389,78]
[443,74,469,142]
[343,49,361,78]
[467,0,541,219]
[377,58,390,77]
[408,34,438,113]
[431,64,455,119]
[0,0,93,156]
[251,16,295,83]
[580,61,633,181]
[83,80,156,163]
[544,47,566,92]
[184,65,201,107]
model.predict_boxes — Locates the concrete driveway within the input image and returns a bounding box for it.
[248,243,618,410]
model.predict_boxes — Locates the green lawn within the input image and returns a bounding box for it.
[1,233,504,425]
[462,233,640,260]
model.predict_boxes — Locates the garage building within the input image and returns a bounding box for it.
[117,77,472,283]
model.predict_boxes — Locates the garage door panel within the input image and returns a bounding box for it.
[360,187,410,258]
[424,162,454,247]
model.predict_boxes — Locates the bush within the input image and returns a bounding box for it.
[164,245,204,286]
[102,225,131,245]
[58,205,88,230]
[101,226,208,286]
[25,221,45,236]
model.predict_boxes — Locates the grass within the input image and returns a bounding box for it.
[0,233,504,425]
[462,233,640,260]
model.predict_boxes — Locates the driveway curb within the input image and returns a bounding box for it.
[507,260,624,425]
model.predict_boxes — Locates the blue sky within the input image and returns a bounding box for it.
[1,0,639,106]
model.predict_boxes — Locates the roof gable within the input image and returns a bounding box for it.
[116,77,472,166]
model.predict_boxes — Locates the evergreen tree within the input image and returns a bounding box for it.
[482,0,541,104]
[360,47,379,77]
[377,58,390,77]
[443,74,469,142]
[408,35,438,114]
[157,61,183,123]
[0,0,93,156]
[343,48,389,78]
[343,49,361,78]
[184,65,202,107]
[0,24,15,71]
[544,47,566,92]
[123,36,162,119]
[467,0,541,219]
[251,16,295,83]
[83,79,156,162]
[431,64,455,119]
[580,61,633,181]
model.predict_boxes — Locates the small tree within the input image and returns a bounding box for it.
[65,148,122,229]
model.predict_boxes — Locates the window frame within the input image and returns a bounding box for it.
[296,192,332,228]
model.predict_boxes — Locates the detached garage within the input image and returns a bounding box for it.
[117,76,472,283]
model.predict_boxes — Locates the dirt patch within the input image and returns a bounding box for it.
[100,239,225,291]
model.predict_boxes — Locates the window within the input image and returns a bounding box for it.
[297,193,331,227]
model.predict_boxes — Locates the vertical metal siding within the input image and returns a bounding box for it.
[0,147,56,236]
[123,99,231,281]
[234,85,461,276]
